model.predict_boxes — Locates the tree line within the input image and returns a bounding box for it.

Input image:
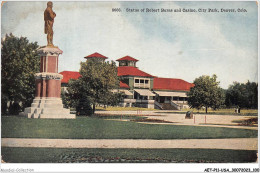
[187,75,258,113]
[1,34,40,115]
[1,34,258,115]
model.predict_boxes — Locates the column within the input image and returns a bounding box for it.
[56,80,61,98]
[35,79,42,97]
[46,79,56,97]
[41,79,47,97]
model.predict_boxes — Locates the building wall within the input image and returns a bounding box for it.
[120,76,154,90]
[129,77,134,90]
[150,78,154,89]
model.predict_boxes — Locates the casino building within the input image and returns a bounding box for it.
[60,52,194,110]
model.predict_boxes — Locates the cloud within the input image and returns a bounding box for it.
[121,1,258,88]
[1,1,257,89]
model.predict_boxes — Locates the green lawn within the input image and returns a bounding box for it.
[1,116,257,139]
[1,147,257,163]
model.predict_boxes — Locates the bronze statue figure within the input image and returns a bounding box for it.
[44,1,56,47]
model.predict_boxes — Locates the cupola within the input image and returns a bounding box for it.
[116,56,138,67]
[84,52,108,62]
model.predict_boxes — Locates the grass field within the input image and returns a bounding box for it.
[1,116,257,139]
[1,147,257,163]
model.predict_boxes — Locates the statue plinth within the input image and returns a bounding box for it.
[20,46,75,119]
[38,46,63,55]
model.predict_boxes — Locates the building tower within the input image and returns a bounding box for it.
[116,56,138,67]
[84,52,108,62]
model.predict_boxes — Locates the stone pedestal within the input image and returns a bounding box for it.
[20,46,75,119]
[23,97,74,119]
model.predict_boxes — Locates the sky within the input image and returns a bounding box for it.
[1,1,258,89]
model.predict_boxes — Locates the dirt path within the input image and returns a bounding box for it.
[96,111,258,130]
[1,138,257,150]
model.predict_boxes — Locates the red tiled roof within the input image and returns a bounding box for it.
[59,71,193,92]
[117,66,154,77]
[59,71,130,89]
[116,56,139,62]
[120,81,130,88]
[84,52,108,59]
[59,71,81,83]
[153,77,194,91]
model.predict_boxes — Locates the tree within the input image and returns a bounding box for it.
[1,33,40,115]
[63,78,93,115]
[225,81,258,109]
[65,58,121,115]
[187,74,225,113]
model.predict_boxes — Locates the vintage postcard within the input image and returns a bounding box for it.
[1,1,259,173]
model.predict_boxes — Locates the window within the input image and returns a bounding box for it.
[129,62,134,66]
[120,62,126,66]
[134,78,150,88]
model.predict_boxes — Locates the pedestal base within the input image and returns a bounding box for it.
[20,97,75,119]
